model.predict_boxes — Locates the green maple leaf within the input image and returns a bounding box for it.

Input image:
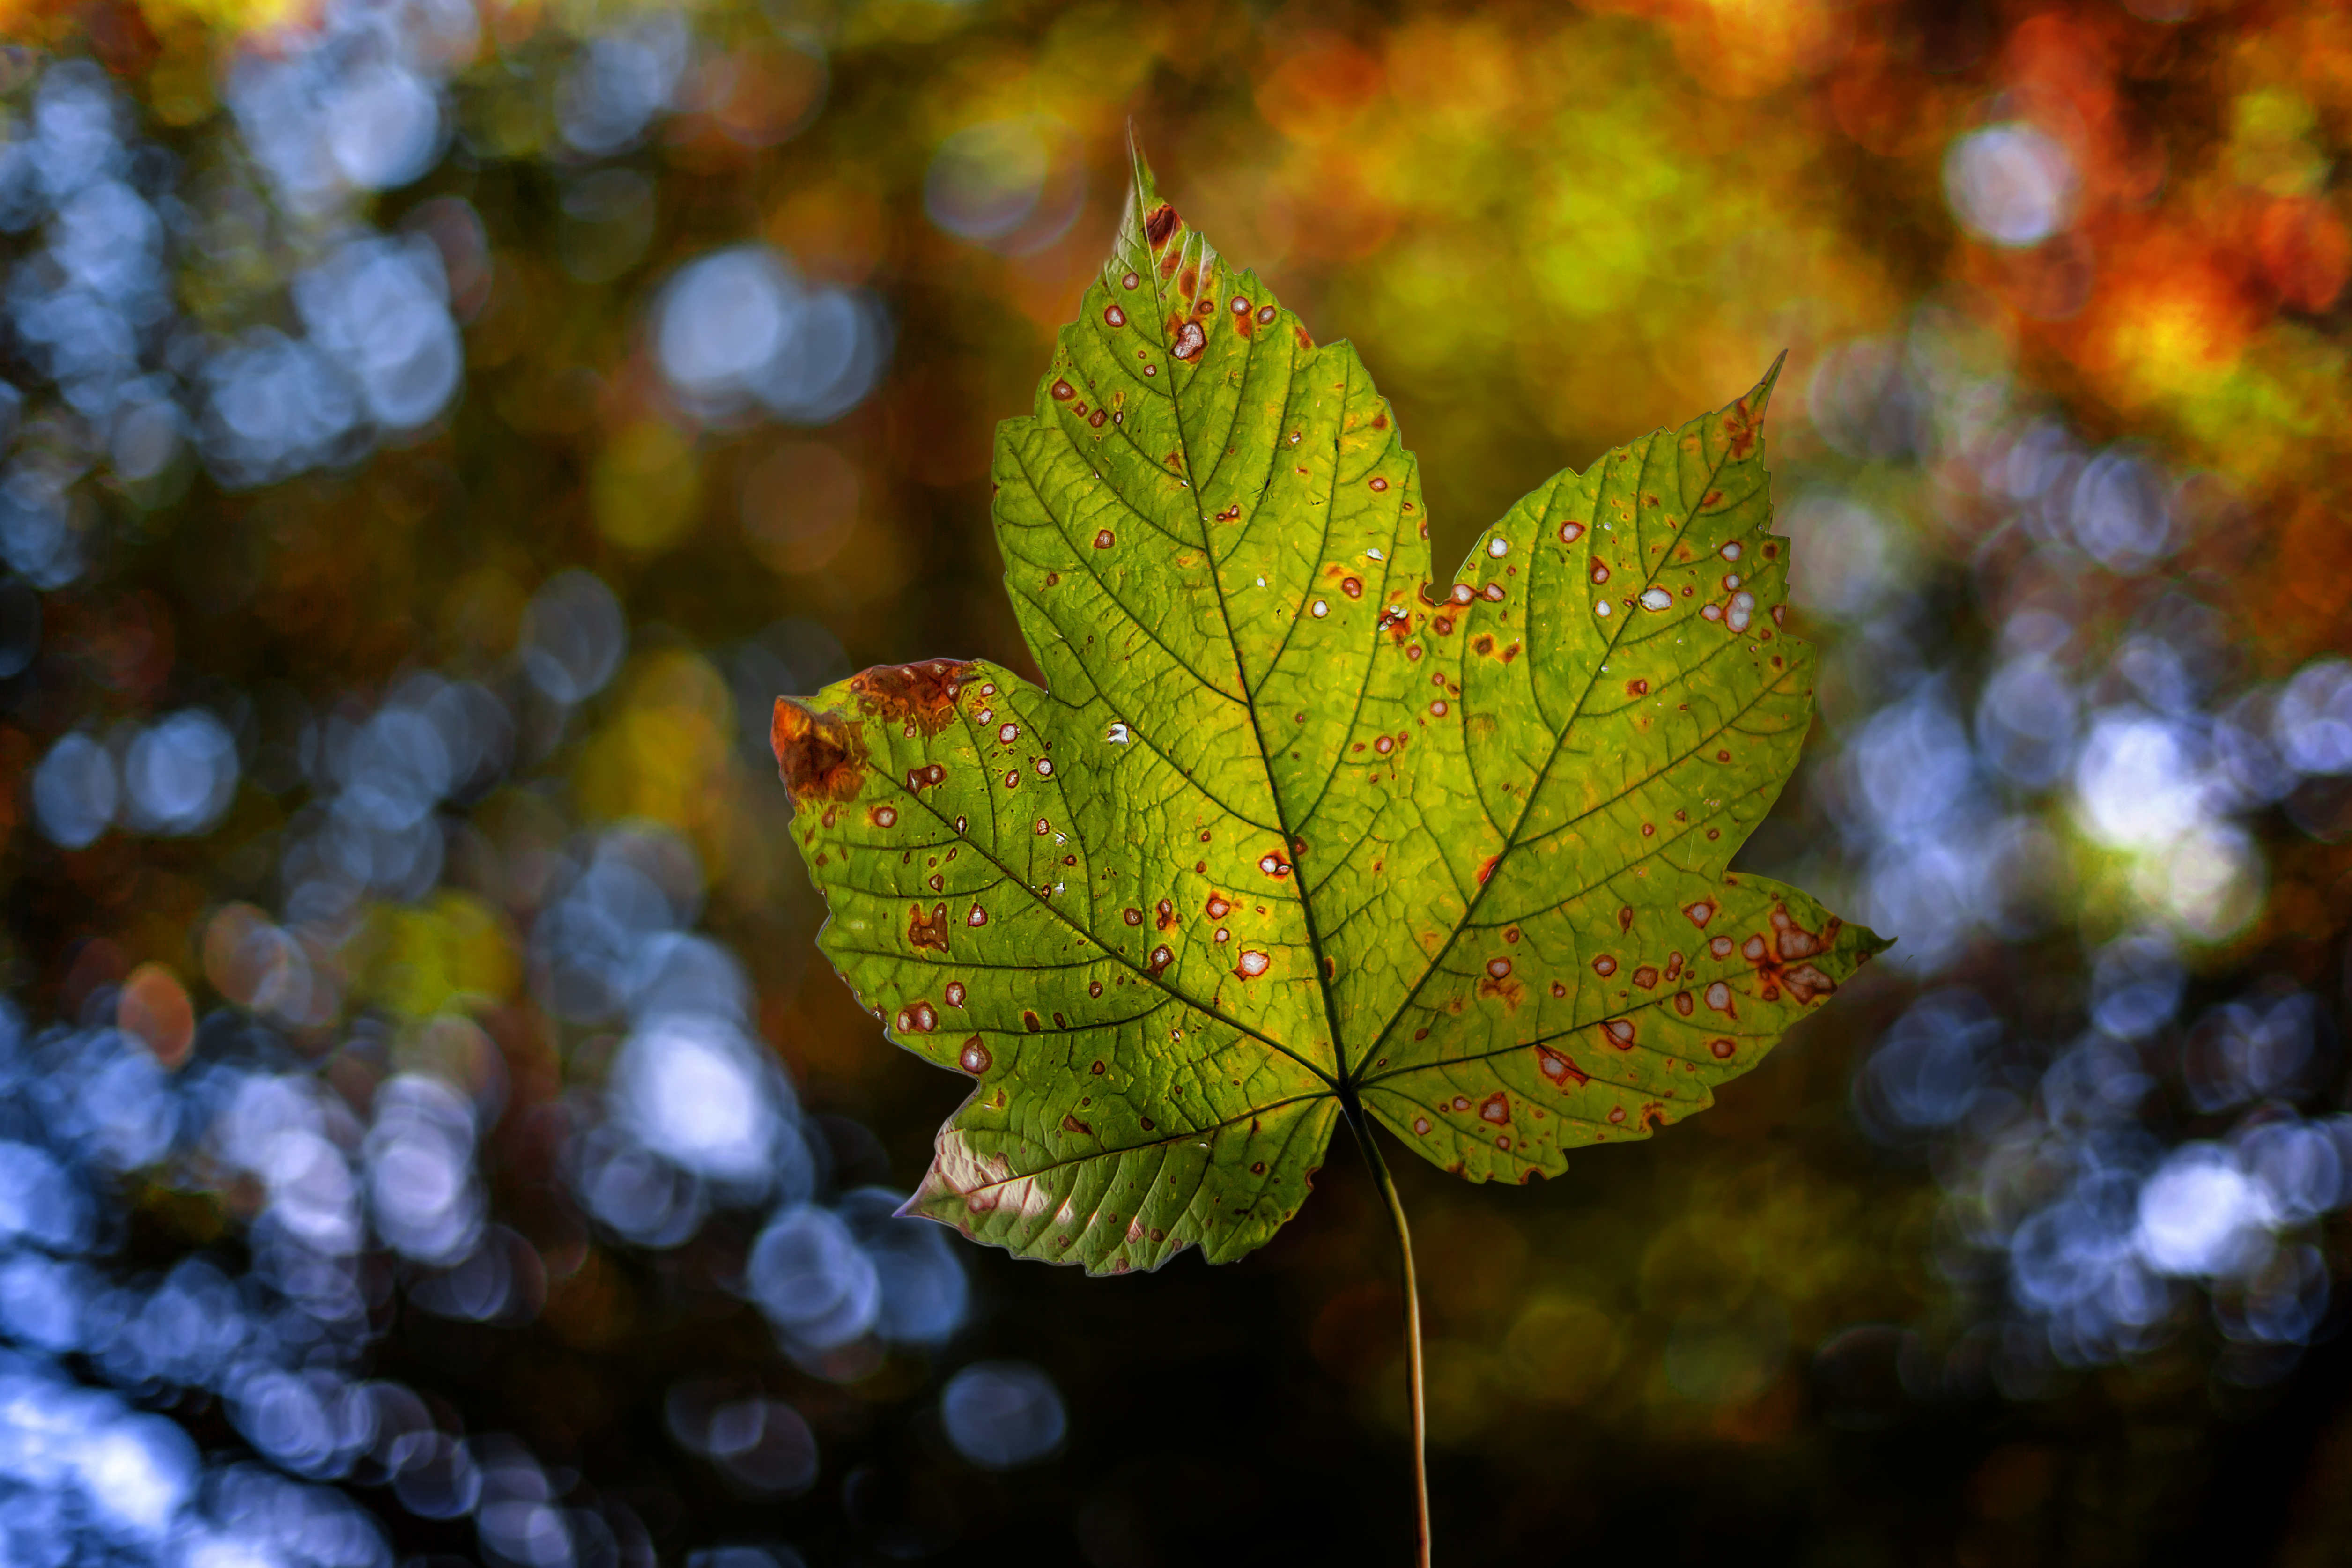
[771,148,1886,1278]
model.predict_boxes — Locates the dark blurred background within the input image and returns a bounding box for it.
[0,0,2349,1563]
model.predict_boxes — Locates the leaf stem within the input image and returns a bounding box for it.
[1353,1116,1431,1567]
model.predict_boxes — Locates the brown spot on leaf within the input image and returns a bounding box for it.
[1723,397,1761,461]
[772,699,866,804]
[1535,1045,1589,1088]
[1145,203,1180,246]
[849,659,976,737]
[1478,968,1524,1010]
[908,902,951,954]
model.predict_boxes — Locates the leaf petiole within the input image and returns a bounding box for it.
[1350,1111,1431,1568]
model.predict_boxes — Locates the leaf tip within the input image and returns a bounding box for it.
[1117,127,1183,259]
[1743,350,1789,427]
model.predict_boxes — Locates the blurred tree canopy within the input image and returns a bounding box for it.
[0,0,2349,1565]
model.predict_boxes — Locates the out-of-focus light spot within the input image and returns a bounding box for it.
[533,829,704,1022]
[1851,686,1976,838]
[658,247,787,398]
[1805,339,1931,461]
[2239,1120,2342,1224]
[2070,450,2177,573]
[571,1126,708,1247]
[123,710,240,836]
[31,731,116,848]
[687,1551,807,1568]
[1975,654,2077,787]
[2139,819,2263,939]
[2232,1243,2330,1347]
[2090,929,2184,1040]
[296,236,462,432]
[228,8,461,213]
[939,1361,1066,1470]
[365,1074,484,1265]
[196,329,362,489]
[2136,1144,2275,1276]
[76,1411,199,1538]
[614,1015,785,1189]
[668,1389,819,1495]
[390,1433,481,1519]
[556,20,688,157]
[747,1204,880,1351]
[688,40,828,149]
[474,1443,571,1568]
[117,962,195,1068]
[836,1187,968,1345]
[2256,195,2351,312]
[1784,494,1895,619]
[2008,1176,2146,1317]
[325,62,443,192]
[0,467,85,589]
[121,1258,246,1388]
[0,1252,89,1351]
[1856,989,1999,1135]
[520,570,626,705]
[1944,124,2077,247]
[923,119,1086,255]
[2201,691,2295,808]
[2072,711,2209,851]
[2276,658,2352,776]
[2183,993,2322,1112]
[111,381,184,481]
[203,904,318,1021]
[654,245,888,426]
[629,932,754,1029]
[339,708,449,834]
[217,1075,362,1256]
[229,1366,373,1480]
[408,1227,540,1324]
[2112,633,2200,717]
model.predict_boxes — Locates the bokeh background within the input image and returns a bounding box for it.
[0,0,2349,1562]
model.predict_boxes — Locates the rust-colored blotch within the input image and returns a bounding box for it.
[849,658,976,737]
[772,699,866,804]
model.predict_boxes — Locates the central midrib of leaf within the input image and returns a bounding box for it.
[1137,242,1366,1109]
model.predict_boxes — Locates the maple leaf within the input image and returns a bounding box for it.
[771,147,1886,1279]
